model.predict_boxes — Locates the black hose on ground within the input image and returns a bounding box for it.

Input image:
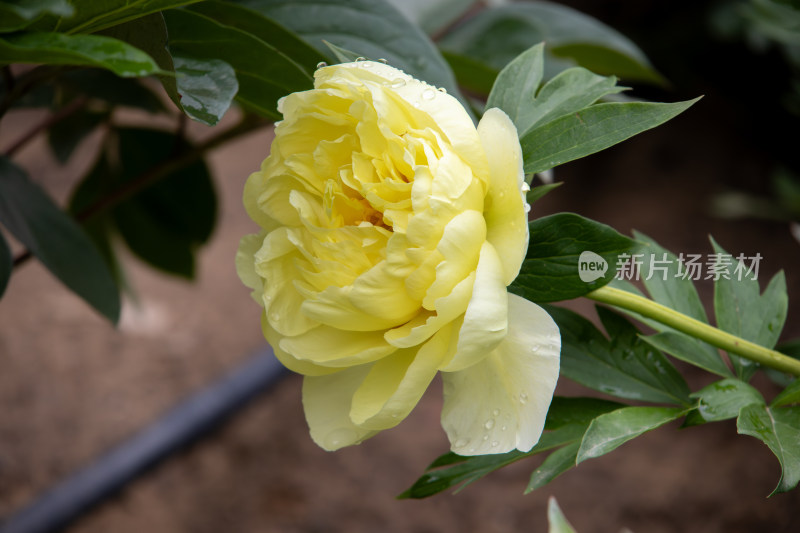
[0,346,288,533]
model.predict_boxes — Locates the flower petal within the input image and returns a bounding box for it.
[302,365,378,450]
[236,231,266,305]
[478,107,529,285]
[440,294,560,455]
[261,312,337,377]
[350,323,456,430]
[280,324,397,368]
[439,241,508,372]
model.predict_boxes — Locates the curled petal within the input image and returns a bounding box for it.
[441,294,560,455]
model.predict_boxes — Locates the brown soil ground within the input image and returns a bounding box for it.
[2,80,800,532]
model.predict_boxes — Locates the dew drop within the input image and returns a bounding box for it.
[519,392,529,404]
[524,204,532,213]
[491,440,499,447]
[483,434,489,441]
[391,78,406,88]
[421,88,436,100]
[355,56,367,62]
[492,409,500,417]
[437,87,447,93]
[501,425,507,431]
[316,61,327,69]
[531,345,540,353]
[377,58,388,64]
[484,419,495,430]
[324,428,358,449]
[455,438,469,448]
[269,311,281,322]
[468,447,475,453]
[521,182,531,192]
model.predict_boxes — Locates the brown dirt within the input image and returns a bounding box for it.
[2,87,800,532]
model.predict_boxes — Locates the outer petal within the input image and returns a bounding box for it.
[261,313,337,377]
[302,365,378,450]
[478,108,529,285]
[279,324,397,368]
[350,322,456,430]
[236,232,266,305]
[441,294,560,455]
[439,241,508,372]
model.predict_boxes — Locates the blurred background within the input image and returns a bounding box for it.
[2,0,800,531]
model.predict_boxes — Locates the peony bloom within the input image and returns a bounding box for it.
[237,60,560,455]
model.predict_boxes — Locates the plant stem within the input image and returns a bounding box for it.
[586,284,800,377]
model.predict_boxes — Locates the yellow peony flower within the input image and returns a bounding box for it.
[237,60,560,455]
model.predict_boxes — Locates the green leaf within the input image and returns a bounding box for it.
[0,157,120,322]
[0,232,10,298]
[188,0,325,74]
[31,0,202,35]
[438,2,662,83]
[60,69,165,112]
[485,43,545,129]
[110,128,216,278]
[690,378,765,423]
[544,396,626,430]
[386,0,475,36]
[521,98,700,174]
[172,54,238,126]
[323,41,361,63]
[0,32,166,78]
[642,330,733,378]
[577,406,685,464]
[737,404,800,494]
[486,43,626,137]
[47,110,107,163]
[772,379,800,407]
[509,212,638,302]
[527,442,581,493]
[0,0,73,32]
[240,0,467,109]
[441,50,497,96]
[711,237,788,380]
[546,497,578,533]
[547,305,691,405]
[526,181,562,205]
[163,7,311,119]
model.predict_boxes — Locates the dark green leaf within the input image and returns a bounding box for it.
[526,181,562,205]
[47,110,107,163]
[438,3,662,83]
[509,213,638,302]
[386,0,475,36]
[99,12,179,111]
[0,0,73,32]
[691,378,765,423]
[30,0,202,35]
[323,41,361,64]
[441,50,497,96]
[711,237,788,380]
[240,0,467,109]
[485,43,545,129]
[0,32,166,78]
[544,396,626,430]
[60,69,165,112]
[547,305,691,405]
[0,157,120,322]
[188,0,325,74]
[642,330,733,378]
[577,406,686,464]
[111,128,216,278]
[772,379,800,407]
[737,404,800,494]
[164,7,312,119]
[172,54,238,126]
[526,442,580,493]
[0,232,10,298]
[521,98,699,174]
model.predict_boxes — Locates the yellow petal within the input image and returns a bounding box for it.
[235,231,266,305]
[261,312,337,377]
[440,241,508,372]
[440,294,560,455]
[350,322,455,430]
[279,324,397,368]
[478,108,529,285]
[302,365,378,450]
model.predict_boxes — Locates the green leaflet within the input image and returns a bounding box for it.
[738,404,800,494]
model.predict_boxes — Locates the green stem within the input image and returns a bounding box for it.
[586,284,800,377]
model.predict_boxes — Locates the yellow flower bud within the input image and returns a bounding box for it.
[237,60,560,455]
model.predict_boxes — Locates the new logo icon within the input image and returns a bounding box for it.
[578,251,608,282]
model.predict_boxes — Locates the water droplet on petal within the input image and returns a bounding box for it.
[531,345,540,353]
[484,419,495,430]
[355,56,367,62]
[455,438,469,448]
[437,87,447,93]
[492,409,500,416]
[316,61,327,69]
[269,311,281,322]
[324,428,358,449]
[378,58,388,64]
[491,440,499,447]
[483,434,489,441]
[422,88,435,100]
[524,204,532,213]
[501,425,507,431]
[519,392,529,404]
[521,182,531,192]
[391,78,406,88]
